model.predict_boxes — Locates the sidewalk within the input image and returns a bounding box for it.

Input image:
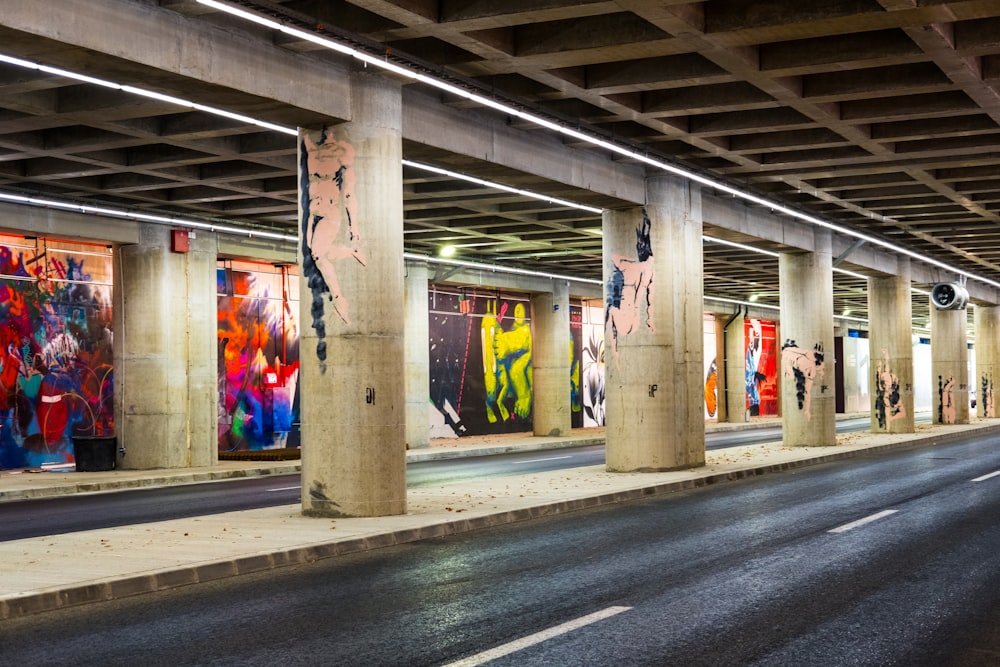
[2,416,995,620]
[0,416,782,502]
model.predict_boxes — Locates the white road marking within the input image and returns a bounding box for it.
[266,485,301,492]
[971,470,1000,482]
[513,455,573,464]
[828,509,898,533]
[443,606,632,667]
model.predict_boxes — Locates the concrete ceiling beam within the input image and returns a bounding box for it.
[0,0,353,125]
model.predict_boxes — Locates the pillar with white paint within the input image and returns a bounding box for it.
[604,174,705,472]
[405,261,431,448]
[113,223,218,469]
[779,230,836,446]
[868,258,915,433]
[298,69,406,517]
[930,297,970,425]
[974,305,1000,419]
[531,281,572,437]
[722,310,747,423]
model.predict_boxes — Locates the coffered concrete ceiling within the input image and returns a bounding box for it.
[3,0,1000,329]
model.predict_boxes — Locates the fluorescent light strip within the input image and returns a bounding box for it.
[0,53,296,137]
[703,236,779,257]
[404,251,601,285]
[704,295,780,312]
[195,0,1000,292]
[834,267,868,280]
[402,160,603,214]
[0,191,296,242]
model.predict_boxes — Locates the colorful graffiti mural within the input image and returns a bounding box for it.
[704,314,718,419]
[570,305,583,428]
[745,318,778,416]
[0,239,113,470]
[580,304,605,427]
[217,263,300,451]
[429,287,535,437]
[482,300,532,422]
[705,360,718,418]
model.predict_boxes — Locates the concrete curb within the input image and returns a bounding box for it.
[2,421,994,620]
[0,464,301,502]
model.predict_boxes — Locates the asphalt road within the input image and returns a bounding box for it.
[2,432,998,665]
[0,416,888,542]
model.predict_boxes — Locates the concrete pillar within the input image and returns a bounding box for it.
[930,298,970,425]
[405,262,431,448]
[779,230,836,446]
[298,69,406,517]
[532,281,571,436]
[604,175,705,472]
[113,224,218,469]
[722,310,747,423]
[868,259,915,433]
[974,305,1000,418]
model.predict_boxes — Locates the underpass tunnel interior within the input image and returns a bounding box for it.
[0,206,976,471]
[0,1,998,473]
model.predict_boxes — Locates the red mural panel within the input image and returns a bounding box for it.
[217,263,300,452]
[745,318,779,417]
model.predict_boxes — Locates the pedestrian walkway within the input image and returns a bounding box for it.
[2,416,995,620]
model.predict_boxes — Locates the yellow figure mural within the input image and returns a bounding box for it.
[481,300,533,422]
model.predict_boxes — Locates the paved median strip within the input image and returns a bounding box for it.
[442,606,632,667]
[828,509,898,534]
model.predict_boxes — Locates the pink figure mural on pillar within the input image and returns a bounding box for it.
[875,349,906,429]
[982,373,995,418]
[781,340,825,420]
[939,372,956,424]
[605,209,654,365]
[300,128,367,372]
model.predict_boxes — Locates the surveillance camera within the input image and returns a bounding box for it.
[930,282,969,310]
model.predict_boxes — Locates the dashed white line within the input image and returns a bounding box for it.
[443,606,631,667]
[266,485,301,492]
[513,455,573,464]
[828,509,898,534]
[971,470,1000,482]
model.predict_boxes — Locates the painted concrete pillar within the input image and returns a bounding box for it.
[779,230,836,446]
[868,259,915,433]
[930,298,970,425]
[604,175,705,472]
[974,305,1000,418]
[532,281,571,436]
[298,69,406,517]
[405,261,431,448]
[113,224,218,469]
[722,311,747,423]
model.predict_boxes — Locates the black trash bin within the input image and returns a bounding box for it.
[72,436,117,472]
